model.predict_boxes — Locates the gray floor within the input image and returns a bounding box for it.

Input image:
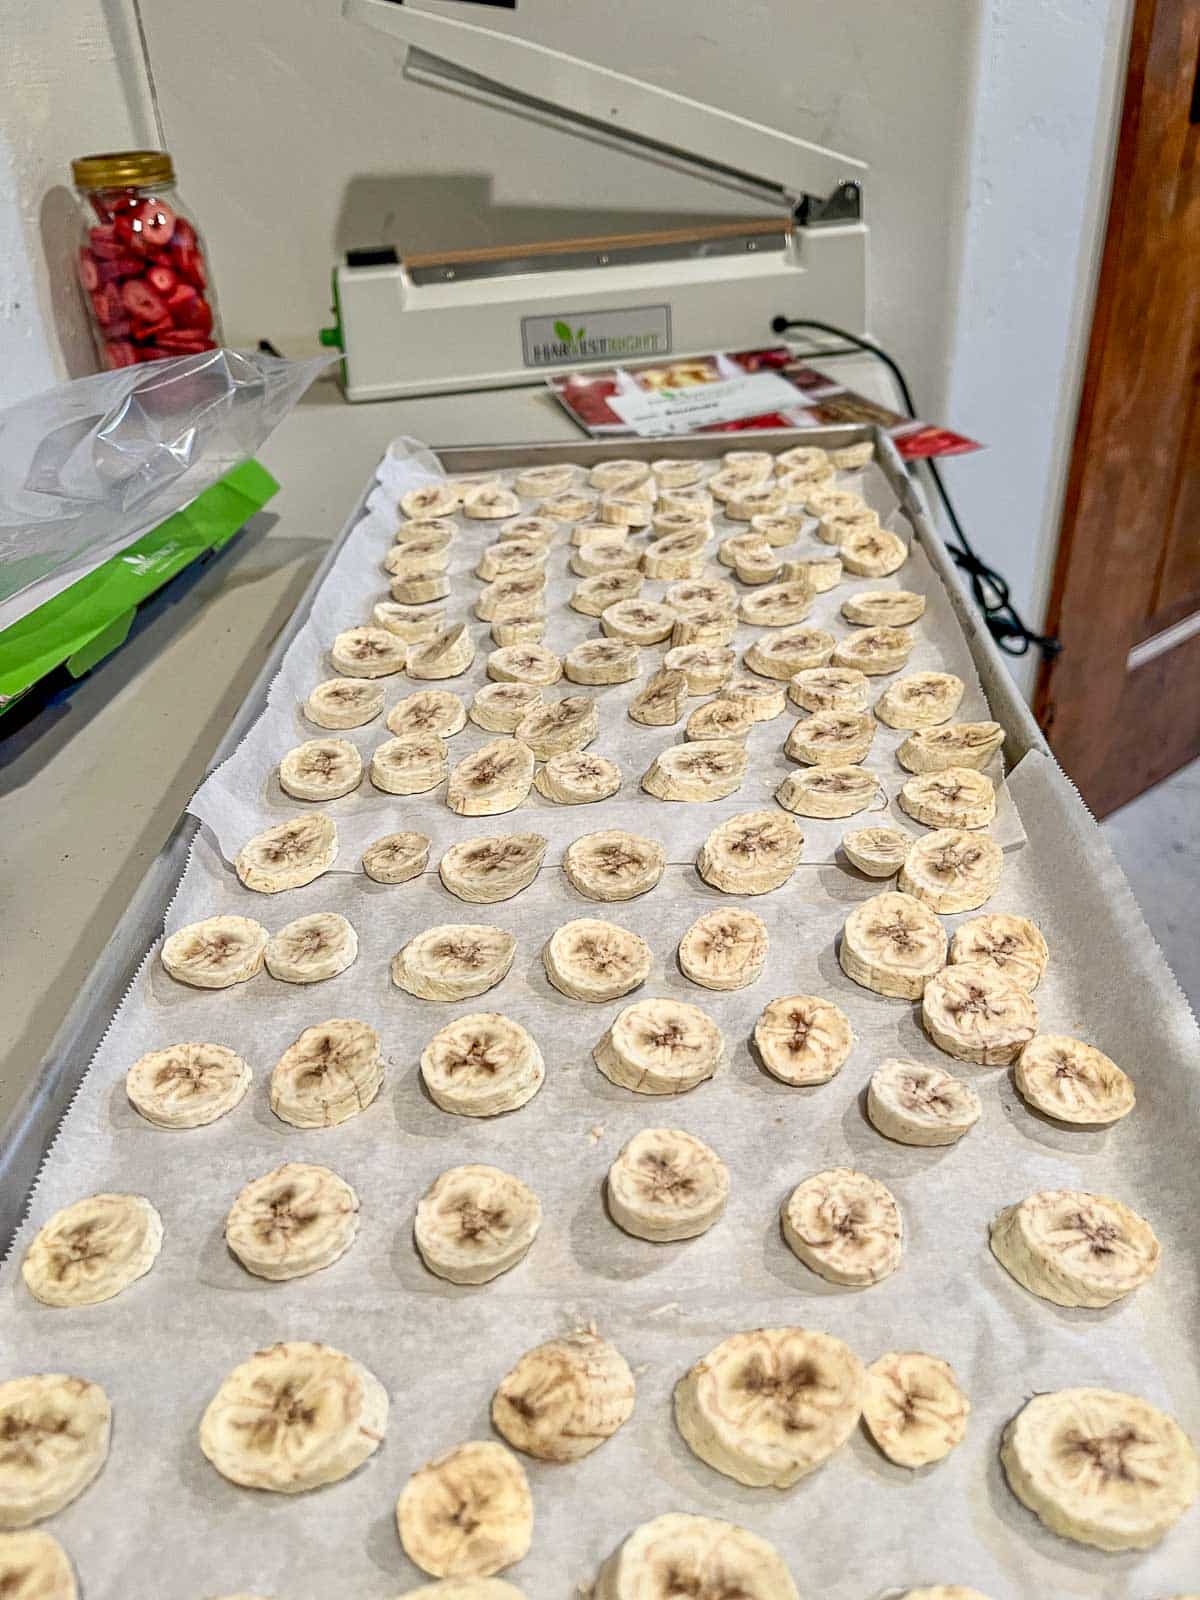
[1102,757,1200,1011]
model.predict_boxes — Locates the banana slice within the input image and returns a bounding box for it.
[840,892,948,998]
[830,440,874,470]
[570,541,638,578]
[386,690,467,739]
[832,624,914,674]
[373,602,446,642]
[543,918,652,1002]
[420,1013,544,1116]
[667,577,737,614]
[729,485,787,524]
[670,607,736,647]
[739,580,814,627]
[782,554,844,591]
[571,572,645,617]
[744,626,835,677]
[514,462,576,498]
[513,695,598,757]
[22,1194,162,1307]
[403,483,461,519]
[464,486,521,520]
[476,574,548,621]
[663,643,735,692]
[899,768,996,829]
[439,834,547,903]
[842,589,927,627]
[486,644,561,686]
[601,599,675,644]
[391,516,455,547]
[818,507,879,546]
[990,1189,1159,1307]
[397,1441,532,1579]
[533,751,622,804]
[697,810,804,893]
[641,532,709,580]
[600,494,653,528]
[572,522,632,551]
[304,678,384,729]
[753,995,853,1085]
[447,739,535,816]
[265,912,358,982]
[1014,1034,1134,1124]
[922,963,1038,1064]
[385,537,452,578]
[369,733,448,795]
[492,1331,635,1461]
[628,669,688,726]
[0,1531,76,1598]
[414,1165,541,1285]
[408,625,476,681]
[594,997,724,1094]
[950,913,1048,991]
[563,830,665,900]
[235,815,338,893]
[805,486,864,518]
[642,740,747,801]
[678,907,768,991]
[712,459,771,497]
[1001,1387,1198,1550]
[899,722,1007,777]
[596,1513,798,1600]
[126,1042,251,1128]
[200,1342,387,1493]
[898,829,1003,913]
[362,830,431,883]
[225,1163,359,1280]
[393,925,516,1001]
[782,1167,903,1286]
[841,825,913,877]
[564,639,640,685]
[875,671,965,728]
[469,681,543,733]
[330,625,407,678]
[279,738,362,801]
[779,443,831,475]
[685,698,752,741]
[475,538,546,581]
[391,572,451,606]
[862,1351,970,1467]
[776,765,880,818]
[500,514,558,545]
[653,508,713,538]
[605,1128,729,1241]
[0,1376,110,1527]
[660,485,714,517]
[751,508,805,544]
[785,709,875,765]
[718,532,771,569]
[269,1019,383,1127]
[675,1327,863,1486]
[867,1058,981,1145]
[841,526,908,577]
[652,457,706,488]
[590,459,652,492]
[539,490,598,522]
[162,915,268,989]
[724,675,787,721]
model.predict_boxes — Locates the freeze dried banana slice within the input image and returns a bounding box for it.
[667,577,737,614]
[464,486,521,520]
[739,580,814,627]
[754,996,853,1085]
[818,507,879,547]
[663,643,735,692]
[590,459,652,492]
[408,625,477,681]
[652,508,713,537]
[899,721,1005,774]
[330,625,407,678]
[660,485,714,516]
[374,598,444,636]
[601,599,675,644]
[394,515,456,547]
[642,535,711,583]
[596,1514,798,1600]
[514,462,576,498]
[782,1167,903,1286]
[652,457,706,488]
[840,892,948,998]
[370,733,448,795]
[669,607,736,646]
[841,526,908,577]
[832,624,913,674]
[950,913,1048,991]
[685,698,753,742]
[571,571,644,614]
[393,924,516,1002]
[387,689,467,739]
[607,1129,729,1241]
[200,1342,387,1493]
[491,611,546,646]
[391,572,452,606]
[788,667,869,715]
[678,907,768,991]
[0,1375,110,1527]
[782,554,844,591]
[414,1165,541,1285]
[778,442,831,475]
[126,1042,250,1128]
[304,677,384,729]
[500,514,558,545]
[475,539,545,581]
[899,828,1003,913]
[544,918,653,1001]
[600,494,653,528]
[162,915,268,989]
[397,1441,532,1579]
[488,643,563,689]
[697,810,804,894]
[723,674,787,720]
[805,484,864,517]
[862,1352,969,1467]
[785,709,875,765]
[990,1189,1159,1308]
[642,740,747,801]
[628,669,688,726]
[22,1194,162,1307]
[447,739,535,815]
[439,833,547,903]
[751,509,806,545]
[830,440,874,470]
[867,1058,981,1146]
[776,765,880,818]
[225,1163,359,1281]
[279,738,362,801]
[403,483,461,519]
[492,1331,635,1461]
[265,912,358,982]
[1001,1388,1198,1550]
[235,815,338,894]
[595,997,724,1094]
[476,573,548,621]
[570,541,638,578]
[922,963,1037,1064]
[385,537,452,579]
[1014,1034,1134,1124]
[709,464,768,502]
[564,639,640,685]
[842,588,927,627]
[675,1327,863,1487]
[469,681,543,733]
[564,830,665,900]
[534,751,622,804]
[269,1019,383,1128]
[539,490,598,523]
[421,1013,544,1116]
[841,825,912,876]
[362,829,431,883]
[875,671,965,728]
[514,695,598,757]
[0,1532,76,1598]
[900,768,996,830]
[745,626,835,678]
[728,484,785,522]
[724,448,775,476]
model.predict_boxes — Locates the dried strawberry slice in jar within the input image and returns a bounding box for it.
[120,278,168,322]
[92,282,124,326]
[155,328,215,353]
[78,251,100,292]
[104,339,138,368]
[145,263,178,295]
[134,198,177,250]
[88,224,124,261]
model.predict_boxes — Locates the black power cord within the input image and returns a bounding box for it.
[770,315,1061,659]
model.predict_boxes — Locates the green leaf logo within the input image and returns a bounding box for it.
[575,325,585,340]
[553,320,573,342]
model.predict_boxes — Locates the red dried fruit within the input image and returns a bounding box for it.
[91,283,124,326]
[104,340,138,369]
[120,278,167,321]
[88,225,124,261]
[135,199,176,249]
[155,328,214,353]
[145,263,177,295]
[78,251,100,292]
[131,315,173,342]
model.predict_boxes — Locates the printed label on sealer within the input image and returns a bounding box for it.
[521,305,671,368]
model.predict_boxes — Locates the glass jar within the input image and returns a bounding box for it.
[71,150,222,370]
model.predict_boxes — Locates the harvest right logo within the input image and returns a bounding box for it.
[521,305,671,367]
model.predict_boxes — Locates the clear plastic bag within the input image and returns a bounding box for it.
[0,349,331,630]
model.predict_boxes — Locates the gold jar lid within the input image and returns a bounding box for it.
[71,150,175,190]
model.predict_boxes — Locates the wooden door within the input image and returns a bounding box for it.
[1036,0,1200,817]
